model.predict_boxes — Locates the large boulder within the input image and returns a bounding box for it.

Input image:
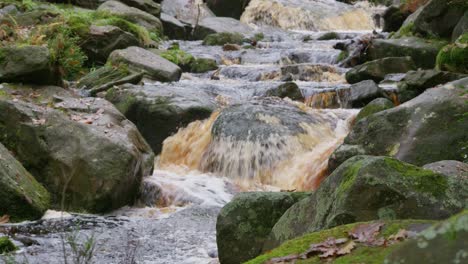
[161,0,215,24]
[368,37,447,69]
[108,46,182,82]
[423,160,468,178]
[193,17,253,40]
[397,69,467,103]
[105,83,216,153]
[98,1,163,34]
[345,57,416,84]
[216,192,308,264]
[340,80,384,108]
[0,143,50,222]
[385,211,468,264]
[160,13,190,40]
[81,25,141,65]
[382,5,410,32]
[119,0,161,17]
[411,0,466,38]
[0,84,154,212]
[206,0,251,19]
[240,0,374,31]
[248,219,436,264]
[264,155,467,249]
[355,97,394,122]
[0,45,57,85]
[330,78,468,169]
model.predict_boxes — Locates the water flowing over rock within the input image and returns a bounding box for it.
[160,98,357,190]
[241,0,375,31]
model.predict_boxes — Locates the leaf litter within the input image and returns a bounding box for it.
[266,222,417,263]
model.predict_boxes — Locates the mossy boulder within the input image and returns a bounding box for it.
[0,84,154,213]
[342,80,384,108]
[436,34,468,74]
[108,46,182,82]
[368,37,447,69]
[264,155,467,249]
[382,5,410,33]
[216,192,309,264]
[97,0,162,34]
[202,32,245,46]
[397,69,467,103]
[330,78,468,169]
[385,210,468,264]
[105,83,216,153]
[0,45,58,85]
[345,57,416,84]
[0,237,17,254]
[247,219,435,264]
[81,25,141,65]
[317,32,339,40]
[265,82,304,101]
[355,98,394,122]
[0,142,50,222]
[411,0,466,38]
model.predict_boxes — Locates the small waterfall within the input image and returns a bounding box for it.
[159,105,357,191]
[241,0,375,31]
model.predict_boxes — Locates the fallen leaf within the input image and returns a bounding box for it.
[32,118,46,125]
[349,222,385,245]
[0,215,10,224]
[303,237,347,259]
[388,229,418,243]
[71,115,82,121]
[337,241,356,256]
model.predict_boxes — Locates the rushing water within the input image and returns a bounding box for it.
[1,4,385,263]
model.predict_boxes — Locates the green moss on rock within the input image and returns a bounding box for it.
[436,34,468,74]
[247,220,434,264]
[0,237,17,254]
[203,32,245,46]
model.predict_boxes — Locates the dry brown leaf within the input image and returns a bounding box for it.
[337,241,356,256]
[32,118,46,125]
[349,222,384,245]
[0,214,10,224]
[303,237,347,259]
[388,229,418,243]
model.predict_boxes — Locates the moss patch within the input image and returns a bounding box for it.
[0,237,17,254]
[203,32,245,46]
[383,157,449,198]
[247,220,434,264]
[436,34,468,74]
